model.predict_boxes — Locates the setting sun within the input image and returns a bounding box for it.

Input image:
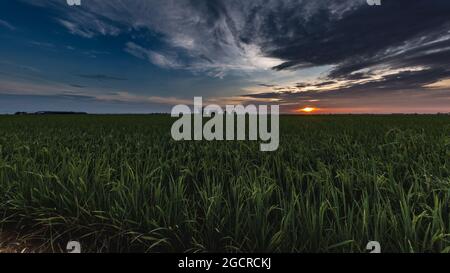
[298,107,317,113]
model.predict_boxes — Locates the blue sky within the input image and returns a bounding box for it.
[1,0,450,114]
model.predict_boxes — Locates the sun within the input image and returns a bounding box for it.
[298,107,317,113]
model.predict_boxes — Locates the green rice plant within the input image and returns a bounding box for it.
[0,114,449,252]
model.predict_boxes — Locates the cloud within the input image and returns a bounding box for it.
[124,42,182,69]
[56,13,121,38]
[23,0,285,76]
[29,41,55,48]
[424,78,450,89]
[258,84,277,88]
[77,74,128,81]
[70,84,87,88]
[0,78,189,106]
[242,66,450,113]
[16,0,450,112]
[0,76,272,109]
[0,19,16,31]
[23,1,450,78]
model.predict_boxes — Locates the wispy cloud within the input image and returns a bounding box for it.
[0,76,272,109]
[29,41,55,48]
[77,74,128,81]
[23,0,285,77]
[0,19,16,31]
[70,84,87,88]
[125,42,182,69]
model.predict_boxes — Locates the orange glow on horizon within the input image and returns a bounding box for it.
[297,107,318,113]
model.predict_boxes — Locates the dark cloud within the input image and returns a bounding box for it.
[314,81,337,87]
[295,83,310,88]
[245,0,450,70]
[232,0,450,94]
[77,74,128,81]
[346,68,450,92]
[235,0,450,112]
[69,84,87,88]
[344,72,372,81]
[59,94,97,101]
[247,68,450,99]
[258,83,277,87]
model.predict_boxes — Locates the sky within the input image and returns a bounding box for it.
[0,0,450,114]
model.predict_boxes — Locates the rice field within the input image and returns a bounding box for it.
[0,114,450,252]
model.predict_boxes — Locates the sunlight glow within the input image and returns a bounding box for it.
[298,107,317,113]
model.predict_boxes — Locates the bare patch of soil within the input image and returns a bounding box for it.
[0,230,47,253]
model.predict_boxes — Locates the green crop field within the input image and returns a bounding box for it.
[1,115,450,253]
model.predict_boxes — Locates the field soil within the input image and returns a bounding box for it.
[0,231,39,253]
